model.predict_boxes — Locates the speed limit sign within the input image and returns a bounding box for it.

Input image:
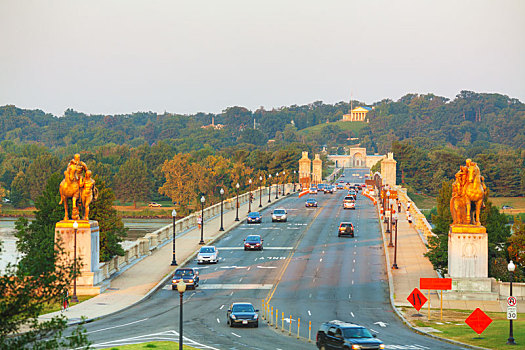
[507,306,517,320]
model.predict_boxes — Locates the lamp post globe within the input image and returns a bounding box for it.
[72,220,79,303]
[219,188,225,231]
[199,196,205,245]
[177,280,186,350]
[507,260,516,345]
[171,209,177,266]
[235,183,240,221]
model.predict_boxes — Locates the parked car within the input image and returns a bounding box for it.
[197,245,219,264]
[244,235,263,250]
[272,208,288,222]
[316,320,384,350]
[338,222,354,237]
[148,202,162,207]
[306,198,318,207]
[502,205,514,210]
[172,268,199,290]
[247,212,262,224]
[227,302,259,328]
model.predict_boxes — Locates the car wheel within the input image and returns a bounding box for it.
[244,247,247,251]
[172,286,176,290]
[254,322,258,328]
[319,345,327,350]
[338,234,341,237]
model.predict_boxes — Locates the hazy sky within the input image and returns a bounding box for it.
[1,0,524,117]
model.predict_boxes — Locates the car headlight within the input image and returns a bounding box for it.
[379,345,385,350]
[230,314,236,319]
[253,314,258,319]
[351,345,361,350]
[272,215,276,219]
[188,279,193,283]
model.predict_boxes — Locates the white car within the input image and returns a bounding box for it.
[197,246,219,264]
[272,208,288,222]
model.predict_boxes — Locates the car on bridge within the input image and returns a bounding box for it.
[247,212,262,224]
[172,268,199,290]
[338,222,354,237]
[227,302,259,328]
[244,235,263,250]
[197,245,219,264]
[305,198,318,207]
[316,320,384,350]
[272,208,288,222]
[309,186,318,194]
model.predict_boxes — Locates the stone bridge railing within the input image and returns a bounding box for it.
[96,184,294,281]
[395,186,435,241]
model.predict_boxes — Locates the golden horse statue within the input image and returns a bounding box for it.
[464,162,485,226]
[59,163,82,221]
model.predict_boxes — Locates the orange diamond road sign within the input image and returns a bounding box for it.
[407,288,427,311]
[465,308,492,335]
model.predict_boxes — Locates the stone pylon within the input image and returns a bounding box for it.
[312,154,322,185]
[298,151,311,189]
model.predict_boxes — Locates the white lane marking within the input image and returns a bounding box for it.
[231,332,241,338]
[86,318,149,334]
[239,278,243,282]
[219,247,293,250]
[308,310,311,316]
[257,266,277,269]
[322,250,325,254]
[309,293,312,298]
[229,291,234,296]
[200,284,273,290]
[216,318,220,323]
[351,312,355,317]
[374,321,388,327]
[320,258,323,262]
[220,305,225,310]
[353,259,355,263]
[348,294,351,299]
[220,266,248,269]
[352,268,354,273]
[247,266,251,271]
[369,328,379,333]
[352,280,354,285]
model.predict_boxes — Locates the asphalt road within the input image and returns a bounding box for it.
[80,168,464,350]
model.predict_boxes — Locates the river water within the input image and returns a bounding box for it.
[0,217,171,273]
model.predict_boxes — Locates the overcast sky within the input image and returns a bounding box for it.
[1,0,523,117]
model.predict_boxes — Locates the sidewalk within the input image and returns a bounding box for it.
[381,200,524,315]
[40,189,293,324]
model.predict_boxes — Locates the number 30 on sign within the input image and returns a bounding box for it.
[507,306,517,320]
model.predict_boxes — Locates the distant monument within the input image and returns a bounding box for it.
[446,159,495,299]
[56,154,102,294]
[299,151,312,189]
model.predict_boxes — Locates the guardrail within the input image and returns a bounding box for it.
[395,186,435,241]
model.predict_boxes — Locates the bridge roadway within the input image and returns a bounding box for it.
[80,168,463,349]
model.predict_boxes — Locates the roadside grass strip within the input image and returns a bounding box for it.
[94,330,219,350]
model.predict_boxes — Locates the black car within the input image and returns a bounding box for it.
[316,320,384,350]
[246,212,262,224]
[244,235,263,250]
[172,268,199,290]
[227,302,259,327]
[306,198,318,207]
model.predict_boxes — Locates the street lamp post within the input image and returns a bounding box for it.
[282,170,285,196]
[71,221,79,303]
[293,170,296,192]
[171,209,178,266]
[235,183,240,221]
[259,176,263,208]
[507,261,516,345]
[275,172,279,199]
[177,280,187,350]
[268,174,272,203]
[219,188,224,231]
[388,202,394,247]
[386,190,391,237]
[392,212,399,269]
[199,196,205,245]
[248,179,252,213]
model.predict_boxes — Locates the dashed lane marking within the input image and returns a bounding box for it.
[231,332,241,338]
[218,247,293,250]
[199,284,273,290]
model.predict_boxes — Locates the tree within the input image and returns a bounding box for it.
[159,154,196,214]
[113,158,152,208]
[0,184,4,210]
[26,153,61,201]
[508,219,525,267]
[90,175,127,262]
[10,171,30,208]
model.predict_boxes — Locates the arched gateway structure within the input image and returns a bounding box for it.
[327,147,386,169]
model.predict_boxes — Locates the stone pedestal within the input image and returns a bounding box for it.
[55,220,103,295]
[445,225,498,300]
[381,152,396,187]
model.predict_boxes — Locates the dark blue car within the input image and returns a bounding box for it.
[246,212,262,224]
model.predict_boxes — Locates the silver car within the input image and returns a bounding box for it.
[197,246,219,264]
[272,208,288,222]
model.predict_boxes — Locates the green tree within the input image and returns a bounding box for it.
[90,175,126,262]
[10,171,31,208]
[15,173,64,276]
[113,158,152,208]
[26,153,61,201]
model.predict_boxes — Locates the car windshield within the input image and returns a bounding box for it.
[174,270,193,277]
[343,327,373,338]
[246,236,260,242]
[249,212,260,217]
[307,199,316,202]
[274,209,285,214]
[232,304,254,313]
[199,247,215,253]
[340,223,352,228]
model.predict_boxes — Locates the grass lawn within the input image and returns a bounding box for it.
[102,342,199,350]
[42,295,97,314]
[401,307,525,349]
[298,120,366,136]
[406,192,436,210]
